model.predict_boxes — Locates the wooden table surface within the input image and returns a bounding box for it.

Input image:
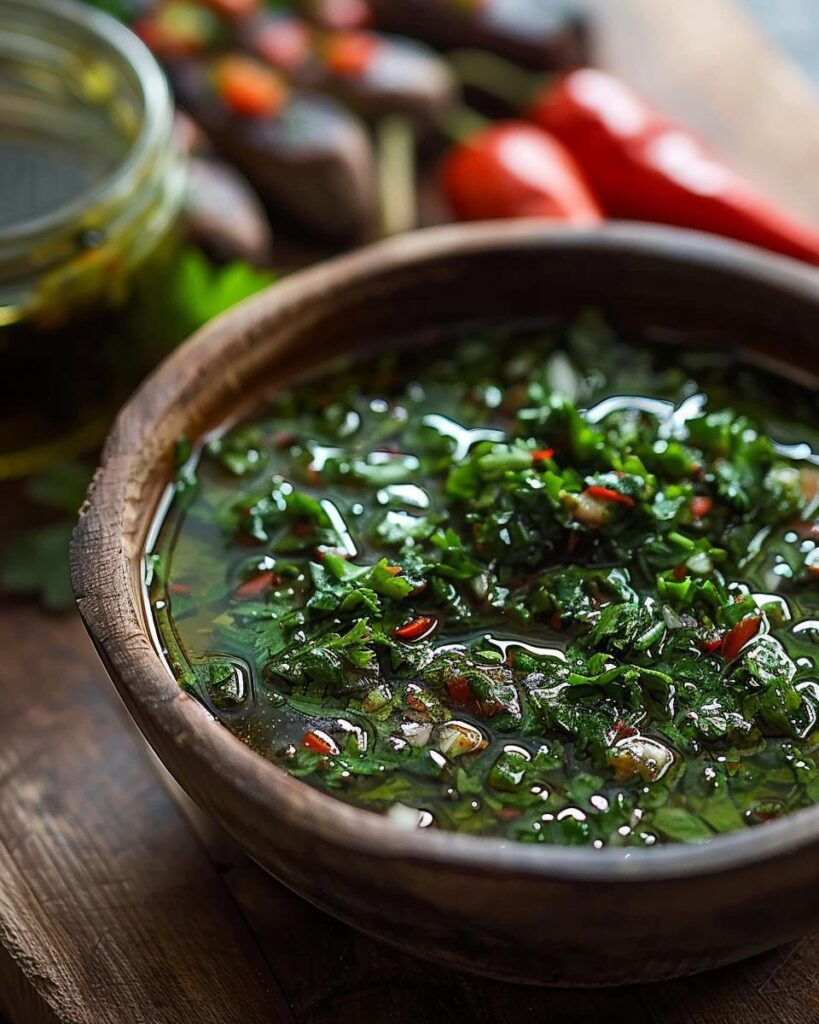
[4,2,819,1021]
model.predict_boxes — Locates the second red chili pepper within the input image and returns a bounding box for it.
[528,68,819,263]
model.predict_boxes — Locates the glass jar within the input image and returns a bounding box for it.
[0,0,185,478]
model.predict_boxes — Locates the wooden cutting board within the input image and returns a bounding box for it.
[3,1,819,1021]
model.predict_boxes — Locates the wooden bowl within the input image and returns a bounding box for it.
[71,222,819,987]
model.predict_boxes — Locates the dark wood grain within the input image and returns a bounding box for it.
[0,602,287,1024]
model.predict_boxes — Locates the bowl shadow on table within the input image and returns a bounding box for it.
[150,751,818,1023]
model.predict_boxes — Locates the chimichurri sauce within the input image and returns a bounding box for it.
[147,314,819,846]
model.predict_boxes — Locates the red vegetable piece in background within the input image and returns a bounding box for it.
[310,0,371,30]
[690,496,714,519]
[393,615,437,642]
[529,68,819,264]
[532,448,555,464]
[216,55,289,117]
[255,17,312,72]
[323,31,383,77]
[441,122,602,223]
[584,485,635,508]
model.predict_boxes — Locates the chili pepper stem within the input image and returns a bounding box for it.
[376,115,418,237]
[436,104,489,144]
[446,48,542,112]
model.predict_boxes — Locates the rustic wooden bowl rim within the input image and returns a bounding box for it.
[72,220,819,883]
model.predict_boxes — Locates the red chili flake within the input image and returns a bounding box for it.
[690,496,714,519]
[672,563,687,582]
[474,699,503,718]
[531,448,555,464]
[497,807,522,822]
[698,636,724,656]
[611,720,638,742]
[442,677,468,705]
[584,485,636,508]
[393,615,437,642]
[256,18,311,71]
[721,616,762,661]
[406,693,428,714]
[168,582,192,596]
[323,31,382,77]
[301,730,338,756]
[233,570,277,600]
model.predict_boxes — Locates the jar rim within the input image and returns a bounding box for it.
[0,0,175,249]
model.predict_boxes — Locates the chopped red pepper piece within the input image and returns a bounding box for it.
[323,32,382,77]
[446,676,471,704]
[672,563,687,582]
[532,448,555,464]
[690,496,714,519]
[721,616,762,661]
[584,485,636,508]
[233,570,276,600]
[393,615,437,642]
[698,636,724,656]
[216,55,289,118]
[301,730,338,755]
[611,720,639,742]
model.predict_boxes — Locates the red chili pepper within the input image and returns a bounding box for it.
[393,615,437,642]
[301,730,338,755]
[690,496,714,519]
[216,55,289,118]
[446,676,471,704]
[532,448,555,463]
[441,122,603,224]
[529,69,819,264]
[233,570,276,600]
[323,32,382,77]
[721,616,762,661]
[611,720,639,742]
[584,485,636,508]
[672,563,687,582]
